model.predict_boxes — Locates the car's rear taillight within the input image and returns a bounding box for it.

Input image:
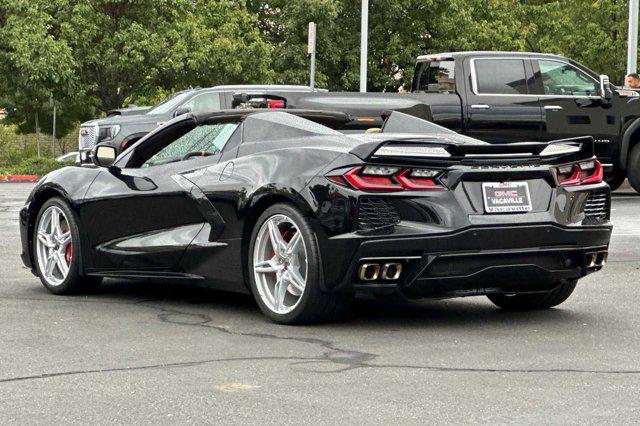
[395,169,445,191]
[267,99,285,109]
[578,160,603,184]
[557,160,603,186]
[328,166,444,192]
[343,167,403,191]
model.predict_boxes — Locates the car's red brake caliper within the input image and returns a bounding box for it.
[270,227,295,257]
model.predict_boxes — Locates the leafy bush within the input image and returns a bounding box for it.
[0,156,69,175]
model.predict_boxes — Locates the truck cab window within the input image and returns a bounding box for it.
[414,60,455,93]
[474,59,529,95]
[537,60,598,97]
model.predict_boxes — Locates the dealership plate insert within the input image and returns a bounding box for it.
[482,181,532,213]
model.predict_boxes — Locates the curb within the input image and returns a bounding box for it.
[0,175,40,182]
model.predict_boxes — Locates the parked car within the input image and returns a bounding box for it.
[21,110,611,324]
[77,85,328,162]
[267,52,640,192]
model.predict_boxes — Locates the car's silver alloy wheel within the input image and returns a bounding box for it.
[36,206,72,287]
[253,214,308,315]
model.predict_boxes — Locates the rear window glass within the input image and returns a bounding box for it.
[414,60,455,93]
[474,59,529,95]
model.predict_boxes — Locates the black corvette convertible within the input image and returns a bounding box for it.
[19,110,612,324]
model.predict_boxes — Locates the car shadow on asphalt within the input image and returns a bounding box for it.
[33,278,593,330]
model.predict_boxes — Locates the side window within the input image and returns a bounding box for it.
[183,92,221,113]
[414,60,455,93]
[474,59,529,95]
[142,123,238,167]
[538,60,598,96]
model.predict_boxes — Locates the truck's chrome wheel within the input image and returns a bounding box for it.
[253,214,308,315]
[36,206,72,286]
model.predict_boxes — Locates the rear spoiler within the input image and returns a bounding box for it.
[351,136,595,166]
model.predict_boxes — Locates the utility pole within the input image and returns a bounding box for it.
[50,94,56,157]
[359,0,368,92]
[308,22,317,89]
[628,0,639,75]
[35,110,40,157]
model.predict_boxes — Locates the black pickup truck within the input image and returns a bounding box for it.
[410,51,640,191]
[279,52,640,191]
[83,52,640,191]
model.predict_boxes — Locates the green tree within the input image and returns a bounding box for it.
[519,0,629,83]
[0,0,273,141]
[59,0,273,111]
[250,0,632,90]
[0,0,80,140]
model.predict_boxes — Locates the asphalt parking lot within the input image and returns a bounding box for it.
[1,182,640,424]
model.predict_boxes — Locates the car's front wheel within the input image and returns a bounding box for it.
[487,280,577,311]
[248,203,352,324]
[33,197,102,294]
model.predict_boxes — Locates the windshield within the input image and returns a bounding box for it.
[147,91,194,115]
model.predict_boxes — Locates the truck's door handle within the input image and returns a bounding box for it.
[471,104,491,110]
[544,105,563,111]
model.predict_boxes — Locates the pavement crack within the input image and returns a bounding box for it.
[0,356,309,384]
[149,303,377,372]
[5,300,640,384]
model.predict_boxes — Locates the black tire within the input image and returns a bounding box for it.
[487,280,578,311]
[605,169,626,192]
[248,203,352,324]
[627,143,640,193]
[33,197,102,295]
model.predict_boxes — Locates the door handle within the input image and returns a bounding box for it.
[471,104,491,110]
[544,105,563,111]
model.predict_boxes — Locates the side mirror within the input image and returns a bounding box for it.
[599,74,613,99]
[173,106,192,117]
[91,145,118,168]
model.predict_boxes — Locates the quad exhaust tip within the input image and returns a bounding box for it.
[586,250,608,269]
[359,262,403,282]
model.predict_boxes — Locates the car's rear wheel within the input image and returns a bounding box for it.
[248,203,352,324]
[487,280,578,311]
[34,197,102,294]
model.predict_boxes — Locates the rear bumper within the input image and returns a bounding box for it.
[323,223,612,297]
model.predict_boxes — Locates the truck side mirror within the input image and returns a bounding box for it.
[173,106,192,118]
[599,75,613,100]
